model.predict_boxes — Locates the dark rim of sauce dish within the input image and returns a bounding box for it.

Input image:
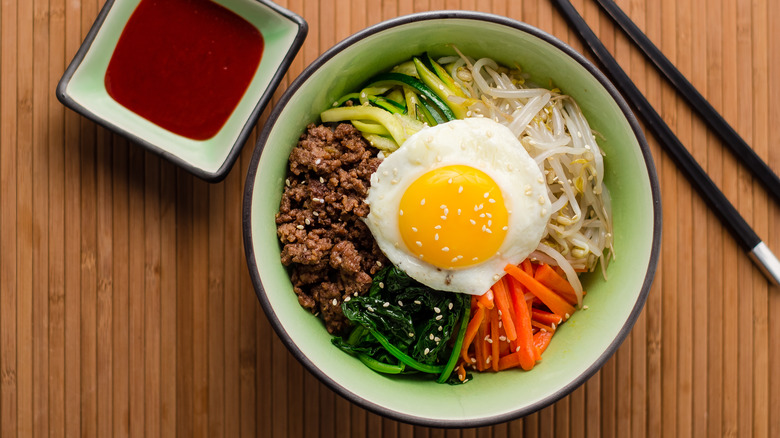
[242,10,662,428]
[56,0,308,183]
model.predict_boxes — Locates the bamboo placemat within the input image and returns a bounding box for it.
[0,0,778,436]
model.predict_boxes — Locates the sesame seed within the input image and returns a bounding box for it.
[305,218,311,225]
[416,241,422,247]
[498,321,502,328]
[398,300,403,306]
[434,307,441,313]
[319,177,325,183]
[434,337,441,342]
[488,220,492,227]
[448,302,453,310]
[420,198,426,205]
[539,195,546,204]
[503,226,509,231]
[444,208,449,215]
[474,205,479,211]
[379,282,384,288]
[479,204,484,210]
[551,323,557,330]
[376,261,382,267]
[541,208,548,216]
[411,227,418,232]
[448,178,453,184]
[486,337,493,344]
[344,296,351,302]
[408,332,415,337]
[313,211,319,216]
[438,326,443,331]
[424,348,430,355]
[315,159,321,165]
[414,300,421,305]
[486,357,491,364]
[480,213,485,218]
[472,257,479,261]
[470,219,476,225]
[488,198,496,203]
[565,313,571,319]
[498,310,502,316]
[399,210,403,216]
[458,186,464,193]
[516,346,521,352]
[366,306,374,312]
[486,213,492,218]
[382,170,389,176]
[296,225,304,230]
[285,179,291,187]
[441,247,450,252]
[434,225,441,230]
[391,179,399,184]
[436,315,443,320]
[483,192,489,198]
[471,358,477,363]
[493,274,500,281]
[332,299,338,306]
[583,305,589,310]
[434,234,439,241]
[457,209,461,215]
[383,302,390,308]
[429,334,435,340]
[499,336,507,342]
[440,215,447,220]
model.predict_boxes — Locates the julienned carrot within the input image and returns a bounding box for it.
[521,259,534,276]
[490,308,500,372]
[530,320,555,333]
[532,309,563,327]
[477,289,494,309]
[508,276,536,371]
[474,314,487,371]
[492,279,517,341]
[534,263,578,305]
[460,304,485,363]
[533,330,554,355]
[497,351,523,371]
[505,264,576,320]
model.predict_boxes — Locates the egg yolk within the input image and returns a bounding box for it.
[398,165,509,269]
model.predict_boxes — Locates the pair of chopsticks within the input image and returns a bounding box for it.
[551,0,780,286]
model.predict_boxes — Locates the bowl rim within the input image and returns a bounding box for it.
[55,0,308,183]
[242,10,661,428]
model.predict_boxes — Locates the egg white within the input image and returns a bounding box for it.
[365,118,551,295]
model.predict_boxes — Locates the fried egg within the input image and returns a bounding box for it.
[365,118,551,295]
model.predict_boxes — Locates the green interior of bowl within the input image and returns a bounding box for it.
[64,0,299,174]
[249,17,656,424]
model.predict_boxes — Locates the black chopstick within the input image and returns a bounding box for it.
[550,0,780,285]
[593,0,780,205]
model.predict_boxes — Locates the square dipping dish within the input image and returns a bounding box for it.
[57,0,307,182]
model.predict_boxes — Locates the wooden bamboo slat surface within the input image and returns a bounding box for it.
[0,0,778,436]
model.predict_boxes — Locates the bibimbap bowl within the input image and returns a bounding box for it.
[243,11,661,427]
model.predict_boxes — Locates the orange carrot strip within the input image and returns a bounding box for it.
[498,352,522,371]
[460,305,485,363]
[531,320,555,333]
[505,264,576,320]
[532,309,563,326]
[490,308,500,372]
[476,289,494,310]
[508,276,536,371]
[492,279,517,341]
[534,263,578,305]
[533,330,554,355]
[521,259,534,276]
[457,364,467,382]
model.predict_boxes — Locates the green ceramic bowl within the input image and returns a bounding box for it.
[243,11,660,427]
[56,0,307,182]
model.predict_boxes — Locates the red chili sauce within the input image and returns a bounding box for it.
[105,0,264,140]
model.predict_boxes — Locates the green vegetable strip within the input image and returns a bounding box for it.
[321,106,407,145]
[368,328,445,374]
[365,73,456,121]
[357,353,405,374]
[437,301,470,383]
[419,98,447,126]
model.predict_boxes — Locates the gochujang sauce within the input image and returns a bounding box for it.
[105,0,264,140]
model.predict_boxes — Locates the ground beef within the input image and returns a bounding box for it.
[276,123,388,334]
